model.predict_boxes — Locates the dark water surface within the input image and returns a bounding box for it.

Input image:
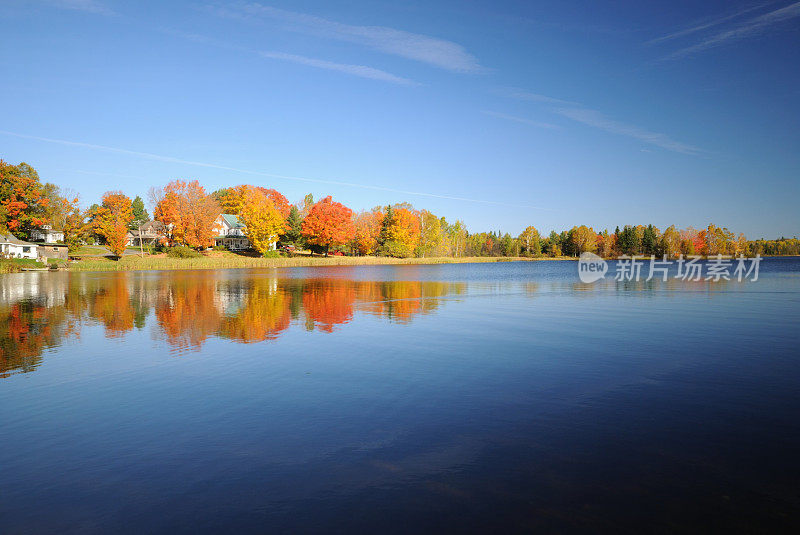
[2,259,799,533]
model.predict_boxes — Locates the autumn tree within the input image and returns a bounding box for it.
[256,188,291,218]
[417,210,447,257]
[212,186,245,215]
[61,195,85,252]
[376,204,421,258]
[154,180,219,248]
[570,225,597,255]
[239,186,285,255]
[0,160,49,238]
[94,191,133,257]
[447,220,468,257]
[518,226,541,256]
[597,230,615,258]
[301,196,354,256]
[352,209,383,255]
[659,225,681,257]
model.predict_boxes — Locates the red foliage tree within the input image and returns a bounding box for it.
[301,196,354,256]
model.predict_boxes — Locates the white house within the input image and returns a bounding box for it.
[212,214,251,251]
[0,234,39,259]
[30,225,64,243]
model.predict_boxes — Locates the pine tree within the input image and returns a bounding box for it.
[130,195,150,230]
[642,224,657,255]
[377,205,394,247]
[282,205,303,245]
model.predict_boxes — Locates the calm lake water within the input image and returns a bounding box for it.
[2,259,799,533]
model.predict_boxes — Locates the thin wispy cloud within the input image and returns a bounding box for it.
[661,1,800,59]
[646,2,771,45]
[481,111,559,130]
[260,51,417,85]
[500,89,702,154]
[157,28,415,85]
[46,0,114,15]
[208,3,483,73]
[552,107,704,155]
[0,130,552,210]
[494,87,580,106]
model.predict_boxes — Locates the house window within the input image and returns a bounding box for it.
[23,247,30,253]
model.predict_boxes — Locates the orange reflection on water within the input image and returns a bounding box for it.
[0,272,465,376]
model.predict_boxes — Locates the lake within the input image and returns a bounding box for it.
[2,259,799,533]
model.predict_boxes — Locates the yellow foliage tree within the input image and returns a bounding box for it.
[239,186,284,255]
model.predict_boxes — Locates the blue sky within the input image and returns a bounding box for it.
[1,0,798,238]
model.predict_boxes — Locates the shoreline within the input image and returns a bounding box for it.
[60,255,577,273]
[5,253,795,274]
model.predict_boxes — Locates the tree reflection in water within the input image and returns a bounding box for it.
[0,271,466,375]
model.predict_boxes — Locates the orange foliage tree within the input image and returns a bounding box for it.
[93,191,133,257]
[301,196,354,256]
[154,180,219,248]
[377,205,421,257]
[352,209,383,255]
[212,185,246,215]
[257,187,291,218]
[0,160,49,238]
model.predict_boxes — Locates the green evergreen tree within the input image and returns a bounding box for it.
[641,224,657,255]
[129,196,150,230]
[282,205,303,245]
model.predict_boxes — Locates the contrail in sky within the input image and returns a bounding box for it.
[0,130,553,210]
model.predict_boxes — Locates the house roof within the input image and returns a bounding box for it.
[139,220,164,231]
[0,233,36,246]
[220,214,244,229]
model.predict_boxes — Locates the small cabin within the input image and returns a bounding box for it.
[38,243,69,261]
[0,234,39,259]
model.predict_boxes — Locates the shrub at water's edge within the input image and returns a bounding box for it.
[0,258,47,272]
[166,246,202,259]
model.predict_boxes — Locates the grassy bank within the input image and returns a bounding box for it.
[0,258,47,273]
[66,252,574,272]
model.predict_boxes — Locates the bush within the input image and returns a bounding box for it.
[212,245,227,252]
[166,246,202,258]
[262,250,282,258]
[376,240,413,258]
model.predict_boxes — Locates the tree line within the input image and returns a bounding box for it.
[1,159,797,258]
